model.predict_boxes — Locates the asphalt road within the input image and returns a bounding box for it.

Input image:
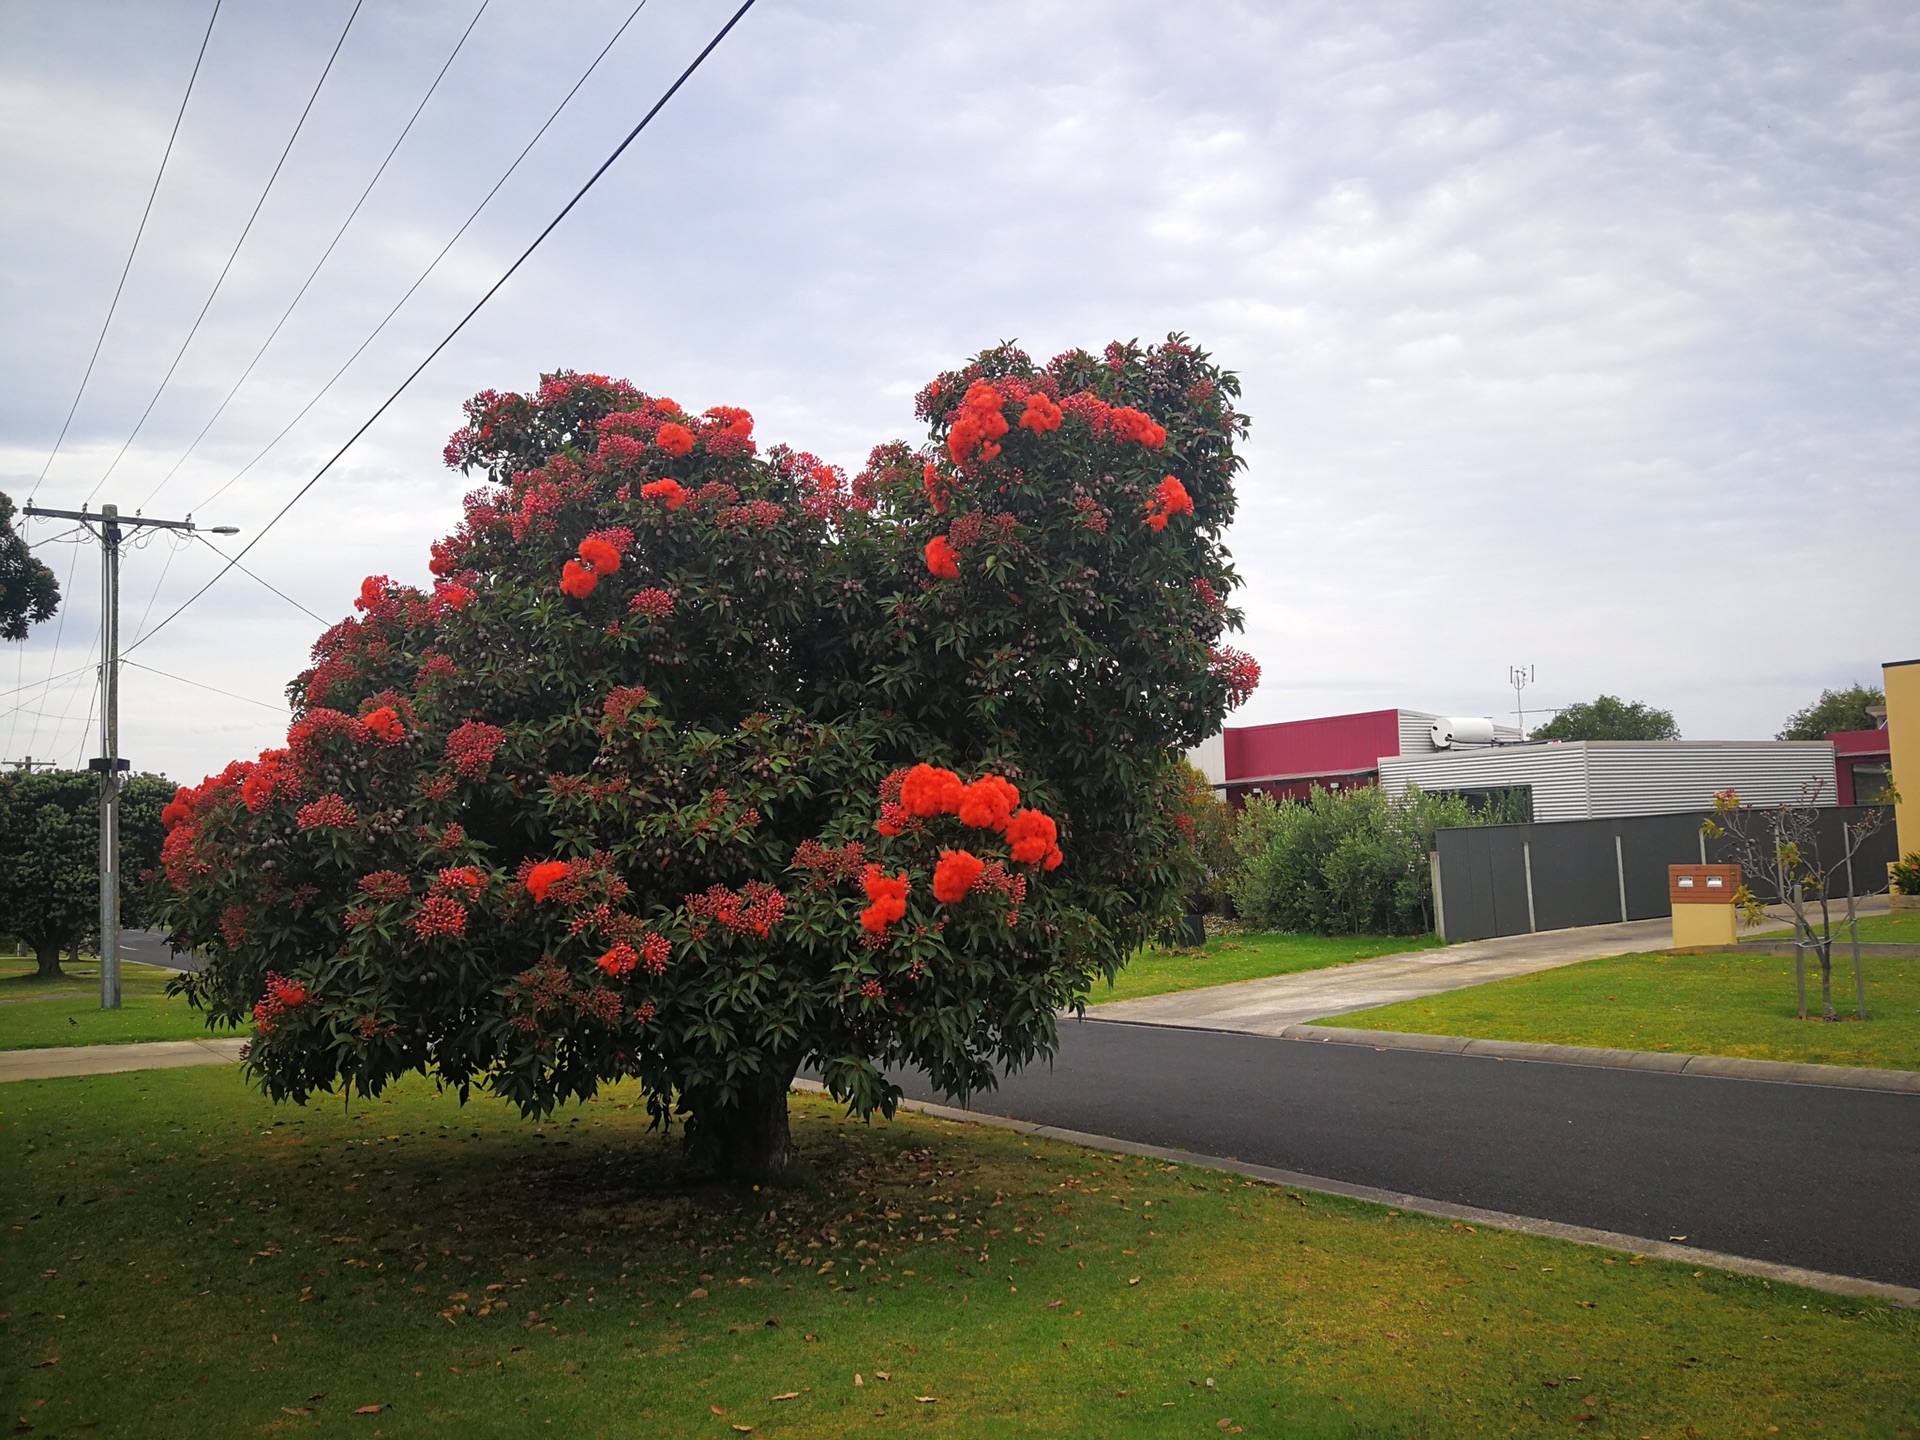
[117,929,195,971]
[887,1018,1920,1290]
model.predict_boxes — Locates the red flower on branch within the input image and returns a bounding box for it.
[628,587,674,619]
[413,895,468,939]
[1108,406,1167,448]
[1209,646,1261,709]
[362,706,405,743]
[1145,475,1194,532]
[925,535,960,579]
[946,381,1010,465]
[860,865,910,935]
[1019,392,1063,433]
[525,860,572,902]
[655,422,696,457]
[900,763,964,818]
[958,775,1020,832]
[294,794,357,832]
[445,721,506,778]
[932,849,986,903]
[1005,808,1059,865]
[560,559,599,598]
[577,535,622,576]
[640,477,687,509]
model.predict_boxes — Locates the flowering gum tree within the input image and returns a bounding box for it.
[157,336,1257,1180]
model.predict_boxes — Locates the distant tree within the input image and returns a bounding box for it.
[0,770,172,978]
[1531,695,1679,742]
[0,490,61,641]
[1777,684,1885,740]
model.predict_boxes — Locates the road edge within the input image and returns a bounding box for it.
[793,1079,1920,1309]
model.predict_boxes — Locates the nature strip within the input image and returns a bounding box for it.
[792,1079,1920,1310]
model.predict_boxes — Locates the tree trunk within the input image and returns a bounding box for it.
[1818,945,1836,1022]
[699,1062,800,1183]
[34,942,63,980]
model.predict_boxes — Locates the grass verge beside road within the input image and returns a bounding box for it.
[1321,950,1920,1071]
[4,1069,1916,1438]
[1097,931,1441,1004]
[0,956,220,1050]
[1853,911,1920,944]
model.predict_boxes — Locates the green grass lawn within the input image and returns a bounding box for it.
[3,1070,1915,1438]
[1323,950,1920,1070]
[1852,910,1920,944]
[1096,930,1441,1004]
[0,955,224,1050]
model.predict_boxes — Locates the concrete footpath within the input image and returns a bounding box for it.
[0,1036,246,1083]
[1088,899,1893,1035]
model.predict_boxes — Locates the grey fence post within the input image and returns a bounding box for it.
[1614,834,1629,923]
[1430,850,1447,942]
[1523,840,1537,933]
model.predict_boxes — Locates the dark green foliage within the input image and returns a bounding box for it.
[0,490,60,641]
[0,769,171,976]
[1777,683,1885,740]
[1531,695,1679,742]
[1229,785,1479,935]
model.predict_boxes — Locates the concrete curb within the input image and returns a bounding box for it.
[1281,1025,1920,1094]
[0,1036,246,1083]
[791,1080,1920,1308]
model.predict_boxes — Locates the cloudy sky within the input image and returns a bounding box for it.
[2,0,1915,785]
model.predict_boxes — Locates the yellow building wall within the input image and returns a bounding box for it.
[1887,658,1920,861]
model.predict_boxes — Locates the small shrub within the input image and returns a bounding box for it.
[1893,851,1920,897]
[1229,784,1477,935]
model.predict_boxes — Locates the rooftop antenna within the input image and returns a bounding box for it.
[1509,664,1535,740]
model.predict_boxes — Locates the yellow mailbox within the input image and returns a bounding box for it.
[1669,864,1741,949]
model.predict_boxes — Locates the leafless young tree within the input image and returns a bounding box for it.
[1702,781,1893,1021]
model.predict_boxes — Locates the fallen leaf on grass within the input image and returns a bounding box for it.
[731,1427,753,1434]
[27,1359,56,1369]
[772,1393,801,1402]
[915,1396,938,1404]
[689,1288,709,1300]
[710,1405,727,1415]
[1043,1299,1064,1309]
[853,1373,864,1387]
[1128,1277,1141,1286]
[1576,1301,1597,1308]
[353,1403,389,1415]
[281,1407,312,1417]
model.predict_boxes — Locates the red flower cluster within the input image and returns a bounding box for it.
[358,870,411,903]
[1145,475,1194,532]
[792,839,869,890]
[416,652,458,685]
[628,587,675,619]
[1019,392,1063,433]
[445,721,506,778]
[925,535,960,579]
[957,774,1020,832]
[640,477,687,509]
[362,705,405,743]
[860,865,910,934]
[240,751,301,813]
[413,895,468,939]
[947,381,1010,465]
[434,866,486,897]
[1209,645,1261,709]
[560,561,597,598]
[596,931,671,977]
[252,972,309,1034]
[900,763,964,817]
[922,463,950,514]
[1109,406,1168,447]
[602,685,651,726]
[932,848,985,903]
[295,794,357,832]
[655,422,695,457]
[1006,808,1062,868]
[686,881,787,939]
[578,535,622,575]
[525,860,573,903]
[430,580,475,616]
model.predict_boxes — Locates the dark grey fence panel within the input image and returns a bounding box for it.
[1434,806,1895,942]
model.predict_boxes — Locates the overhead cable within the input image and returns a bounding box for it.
[84,0,366,503]
[28,0,223,504]
[140,0,493,509]
[192,0,654,513]
[132,0,760,654]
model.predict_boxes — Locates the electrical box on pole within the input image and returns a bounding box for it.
[23,502,237,1010]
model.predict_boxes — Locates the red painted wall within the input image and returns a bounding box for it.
[1223,709,1403,783]
[1829,729,1891,807]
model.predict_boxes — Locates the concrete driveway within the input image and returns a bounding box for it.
[1089,899,1892,1036]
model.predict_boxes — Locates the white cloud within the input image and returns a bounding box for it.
[1,0,1915,781]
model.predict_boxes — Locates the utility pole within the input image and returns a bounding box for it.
[3,757,59,772]
[1509,664,1535,740]
[23,502,236,1009]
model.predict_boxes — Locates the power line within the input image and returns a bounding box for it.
[186,532,328,626]
[191,0,654,514]
[122,659,287,713]
[139,0,493,510]
[28,0,223,504]
[84,0,366,504]
[134,0,759,653]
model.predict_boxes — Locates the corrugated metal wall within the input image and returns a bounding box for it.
[1433,805,1897,942]
[1382,741,1838,822]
